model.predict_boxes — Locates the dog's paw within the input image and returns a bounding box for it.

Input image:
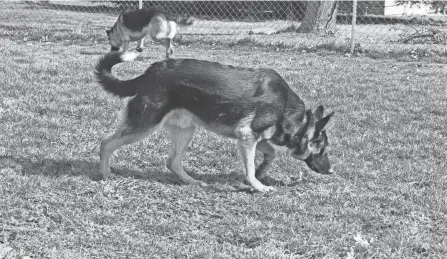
[101,173,117,181]
[255,185,276,193]
[166,49,174,58]
[187,179,207,187]
[245,179,277,193]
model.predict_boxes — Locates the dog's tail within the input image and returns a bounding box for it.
[165,14,196,27]
[174,16,196,26]
[95,51,140,98]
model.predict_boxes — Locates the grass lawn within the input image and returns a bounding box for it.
[1,2,447,259]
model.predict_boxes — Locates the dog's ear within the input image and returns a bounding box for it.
[315,111,334,134]
[321,130,328,147]
[314,105,325,121]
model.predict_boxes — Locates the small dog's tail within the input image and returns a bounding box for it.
[166,15,196,27]
[95,52,140,97]
[175,17,196,26]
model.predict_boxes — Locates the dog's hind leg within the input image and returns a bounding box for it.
[153,38,173,58]
[100,97,166,180]
[100,124,160,179]
[165,125,206,186]
[136,38,144,52]
[150,18,176,58]
[165,21,176,58]
[255,140,277,179]
[165,38,173,58]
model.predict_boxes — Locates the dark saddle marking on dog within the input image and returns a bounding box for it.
[122,8,164,31]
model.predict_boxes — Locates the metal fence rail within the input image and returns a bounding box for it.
[2,0,447,54]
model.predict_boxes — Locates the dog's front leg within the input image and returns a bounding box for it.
[166,125,206,187]
[136,38,144,52]
[255,140,277,179]
[237,139,276,192]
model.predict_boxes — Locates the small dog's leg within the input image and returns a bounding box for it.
[166,125,206,186]
[136,38,144,52]
[166,20,177,58]
[165,38,173,58]
[154,38,173,58]
[122,41,130,53]
[255,140,277,179]
[237,139,276,192]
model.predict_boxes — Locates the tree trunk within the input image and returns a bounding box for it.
[297,0,338,34]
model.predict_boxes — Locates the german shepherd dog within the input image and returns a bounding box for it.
[106,8,184,58]
[95,52,335,192]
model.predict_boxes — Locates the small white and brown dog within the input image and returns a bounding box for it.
[106,8,193,58]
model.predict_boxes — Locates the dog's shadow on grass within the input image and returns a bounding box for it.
[1,156,297,192]
[79,50,107,56]
[0,156,181,186]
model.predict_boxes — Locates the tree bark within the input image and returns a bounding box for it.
[297,0,338,34]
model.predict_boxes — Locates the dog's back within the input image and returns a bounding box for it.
[138,59,306,134]
[152,59,291,105]
[121,8,164,31]
[96,55,300,132]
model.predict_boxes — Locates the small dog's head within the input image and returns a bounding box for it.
[105,28,121,51]
[289,105,334,175]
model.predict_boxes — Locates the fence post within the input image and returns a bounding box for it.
[139,0,142,9]
[350,0,357,53]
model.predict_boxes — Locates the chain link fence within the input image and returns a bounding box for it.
[1,0,446,54]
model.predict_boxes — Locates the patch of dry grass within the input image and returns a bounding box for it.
[1,2,447,259]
